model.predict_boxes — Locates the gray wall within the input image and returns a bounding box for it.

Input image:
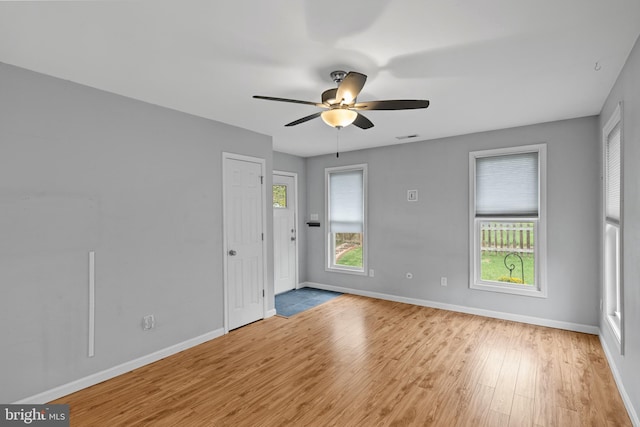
[273,152,307,284]
[599,34,640,420]
[305,116,600,327]
[0,63,273,403]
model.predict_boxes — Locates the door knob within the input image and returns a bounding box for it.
[290,237,296,241]
[228,249,237,256]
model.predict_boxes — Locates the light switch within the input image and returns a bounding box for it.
[407,190,418,202]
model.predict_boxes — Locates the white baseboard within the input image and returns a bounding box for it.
[13,288,633,422]
[14,328,225,404]
[599,335,639,427]
[301,282,599,335]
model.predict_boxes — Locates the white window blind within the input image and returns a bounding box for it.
[606,123,621,223]
[476,152,539,217]
[329,169,363,233]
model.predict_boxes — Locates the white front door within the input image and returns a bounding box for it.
[273,173,297,294]
[224,155,265,330]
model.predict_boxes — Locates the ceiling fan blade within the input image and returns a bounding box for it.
[353,99,430,110]
[253,95,325,108]
[353,113,374,129]
[335,72,367,104]
[284,112,322,127]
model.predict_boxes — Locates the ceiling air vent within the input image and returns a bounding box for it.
[395,134,418,140]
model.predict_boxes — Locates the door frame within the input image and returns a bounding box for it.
[222,152,268,333]
[273,170,300,292]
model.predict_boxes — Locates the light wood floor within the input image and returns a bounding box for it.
[52,294,631,426]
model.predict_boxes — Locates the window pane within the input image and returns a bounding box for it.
[329,170,363,232]
[479,221,535,286]
[476,152,538,216]
[273,184,287,208]
[605,223,620,316]
[606,124,621,222]
[334,233,363,268]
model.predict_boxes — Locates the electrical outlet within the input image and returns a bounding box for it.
[369,269,375,277]
[143,315,155,330]
[406,272,413,279]
[441,277,448,287]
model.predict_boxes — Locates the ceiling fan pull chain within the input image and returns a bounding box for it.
[336,127,341,158]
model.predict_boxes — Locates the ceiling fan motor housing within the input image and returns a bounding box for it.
[330,70,347,84]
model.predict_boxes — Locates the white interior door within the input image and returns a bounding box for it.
[273,173,297,295]
[224,155,265,330]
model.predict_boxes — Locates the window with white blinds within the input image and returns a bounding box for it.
[469,144,547,298]
[325,164,368,274]
[329,169,364,233]
[475,152,539,217]
[602,103,623,351]
[606,123,621,223]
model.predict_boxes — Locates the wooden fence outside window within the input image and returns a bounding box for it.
[480,222,534,254]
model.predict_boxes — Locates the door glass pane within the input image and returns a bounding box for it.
[479,221,535,286]
[273,185,287,208]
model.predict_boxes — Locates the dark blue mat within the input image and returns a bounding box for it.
[275,287,342,317]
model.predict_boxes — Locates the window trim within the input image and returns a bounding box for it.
[325,163,368,275]
[469,144,547,297]
[602,103,624,353]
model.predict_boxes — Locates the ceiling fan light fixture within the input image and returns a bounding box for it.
[321,109,357,128]
[254,70,429,130]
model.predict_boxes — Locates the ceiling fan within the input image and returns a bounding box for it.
[253,71,430,129]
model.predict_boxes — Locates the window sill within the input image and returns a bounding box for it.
[471,281,547,298]
[326,266,367,276]
[606,313,622,345]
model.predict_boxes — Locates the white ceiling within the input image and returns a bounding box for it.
[1,1,639,157]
